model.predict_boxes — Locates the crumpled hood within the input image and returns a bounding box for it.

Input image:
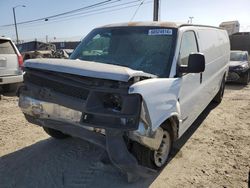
[24,58,157,82]
[229,61,248,67]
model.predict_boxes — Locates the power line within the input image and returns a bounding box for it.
[0,0,149,29]
[0,0,119,27]
[42,0,143,23]
[15,0,152,29]
[130,0,145,21]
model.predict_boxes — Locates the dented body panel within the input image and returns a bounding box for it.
[129,78,181,131]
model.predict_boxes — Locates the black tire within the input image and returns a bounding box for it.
[213,75,226,103]
[130,126,172,170]
[43,127,70,139]
[2,83,18,93]
[241,71,249,85]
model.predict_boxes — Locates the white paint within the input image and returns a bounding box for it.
[129,78,181,131]
[130,25,230,139]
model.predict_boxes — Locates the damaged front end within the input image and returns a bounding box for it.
[18,66,159,179]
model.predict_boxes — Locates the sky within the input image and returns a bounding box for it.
[0,0,250,42]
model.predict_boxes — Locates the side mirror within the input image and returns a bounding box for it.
[179,53,205,74]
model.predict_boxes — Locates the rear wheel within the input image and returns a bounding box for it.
[131,126,172,170]
[242,71,249,85]
[213,75,226,103]
[43,127,70,139]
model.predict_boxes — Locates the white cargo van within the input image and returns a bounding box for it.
[0,37,23,92]
[18,22,230,178]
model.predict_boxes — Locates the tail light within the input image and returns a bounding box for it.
[18,54,23,70]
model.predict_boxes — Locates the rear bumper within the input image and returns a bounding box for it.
[0,74,23,85]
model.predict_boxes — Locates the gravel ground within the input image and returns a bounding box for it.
[0,84,249,188]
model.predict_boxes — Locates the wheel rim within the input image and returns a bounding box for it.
[153,131,171,167]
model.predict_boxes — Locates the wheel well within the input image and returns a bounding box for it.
[161,116,179,142]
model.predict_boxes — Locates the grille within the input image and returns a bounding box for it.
[25,73,89,100]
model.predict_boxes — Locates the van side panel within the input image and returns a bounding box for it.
[197,29,230,99]
[178,28,230,137]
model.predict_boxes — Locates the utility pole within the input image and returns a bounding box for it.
[153,0,160,21]
[189,16,194,24]
[13,8,18,45]
[12,5,26,45]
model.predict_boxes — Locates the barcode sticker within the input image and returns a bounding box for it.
[148,29,172,35]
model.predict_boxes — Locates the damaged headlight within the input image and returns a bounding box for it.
[84,91,141,130]
[103,93,122,112]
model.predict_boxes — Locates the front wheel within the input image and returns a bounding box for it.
[130,127,172,170]
[43,127,70,139]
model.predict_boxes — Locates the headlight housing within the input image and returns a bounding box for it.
[233,64,249,71]
[83,91,142,130]
[103,93,122,112]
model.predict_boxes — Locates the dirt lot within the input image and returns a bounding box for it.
[0,84,249,188]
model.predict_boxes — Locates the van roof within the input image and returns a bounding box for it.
[100,21,221,29]
[0,36,11,41]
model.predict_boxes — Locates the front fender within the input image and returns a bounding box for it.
[129,78,181,131]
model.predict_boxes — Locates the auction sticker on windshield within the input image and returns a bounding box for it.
[148,29,172,35]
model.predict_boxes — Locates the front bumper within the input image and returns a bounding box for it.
[20,96,156,179]
[227,68,248,82]
[19,94,163,150]
[18,68,161,179]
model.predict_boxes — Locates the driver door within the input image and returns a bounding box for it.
[178,31,203,136]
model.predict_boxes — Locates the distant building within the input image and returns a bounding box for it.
[52,41,80,50]
[219,21,240,35]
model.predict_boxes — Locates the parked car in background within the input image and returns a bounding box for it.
[0,37,23,92]
[227,50,250,84]
[18,22,230,179]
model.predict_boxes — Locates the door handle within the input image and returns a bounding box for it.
[200,73,203,84]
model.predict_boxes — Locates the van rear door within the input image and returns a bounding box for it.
[0,39,19,76]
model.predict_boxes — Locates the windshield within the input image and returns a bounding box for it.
[230,51,248,61]
[70,27,177,77]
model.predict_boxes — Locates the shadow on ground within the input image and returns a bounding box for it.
[0,102,219,188]
[169,102,218,160]
[0,85,18,97]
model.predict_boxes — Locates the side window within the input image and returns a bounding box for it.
[179,31,198,65]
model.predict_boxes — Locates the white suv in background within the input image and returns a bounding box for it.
[0,37,23,92]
